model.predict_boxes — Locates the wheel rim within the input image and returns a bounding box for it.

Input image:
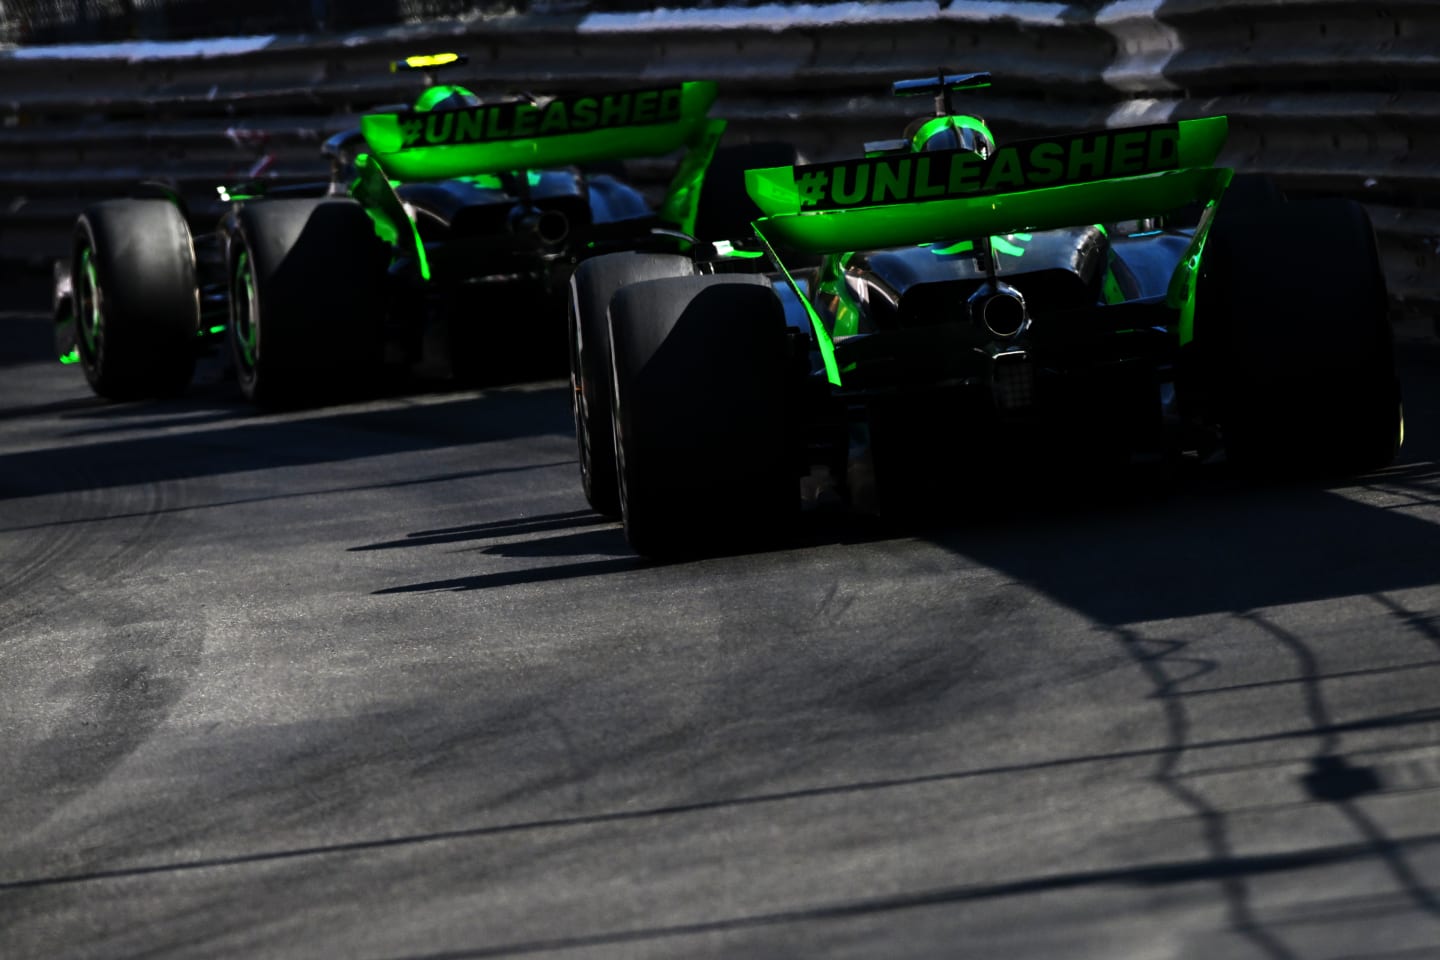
[76,246,104,371]
[570,308,596,489]
[611,387,630,520]
[579,407,596,488]
[232,251,259,380]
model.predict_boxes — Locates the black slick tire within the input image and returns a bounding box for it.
[230,198,387,409]
[1196,193,1401,474]
[608,274,796,558]
[71,199,198,400]
[568,252,695,517]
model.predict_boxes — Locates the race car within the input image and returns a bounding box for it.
[53,55,782,408]
[569,71,1403,558]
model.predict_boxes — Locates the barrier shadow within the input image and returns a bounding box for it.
[904,347,1440,958]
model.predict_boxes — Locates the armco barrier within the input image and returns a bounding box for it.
[0,0,1436,317]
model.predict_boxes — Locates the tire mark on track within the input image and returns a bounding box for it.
[0,460,185,632]
[2,465,203,856]
[0,468,102,638]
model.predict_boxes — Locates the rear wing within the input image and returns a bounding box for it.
[746,117,1231,389]
[745,117,1230,254]
[360,81,719,181]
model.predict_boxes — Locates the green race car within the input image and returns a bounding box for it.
[569,72,1403,558]
[54,55,787,408]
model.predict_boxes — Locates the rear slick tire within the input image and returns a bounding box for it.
[608,274,796,558]
[568,252,694,517]
[230,198,387,409]
[1196,195,1401,475]
[72,199,198,400]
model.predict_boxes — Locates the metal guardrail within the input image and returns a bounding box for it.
[0,0,1436,318]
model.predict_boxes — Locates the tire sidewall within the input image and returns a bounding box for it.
[71,199,199,400]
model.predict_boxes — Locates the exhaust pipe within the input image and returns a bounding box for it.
[508,206,570,247]
[968,282,1028,338]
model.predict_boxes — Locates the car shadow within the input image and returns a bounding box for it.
[360,342,1440,958]
[0,382,575,503]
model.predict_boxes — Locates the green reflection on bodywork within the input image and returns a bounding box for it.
[927,240,974,255]
[350,153,430,281]
[59,347,79,364]
[753,220,841,386]
[208,324,226,335]
[817,251,861,338]
[991,234,1029,258]
[1168,169,1232,345]
[453,172,540,190]
[926,232,1031,258]
[658,117,726,238]
[1102,261,1126,305]
[216,185,260,203]
[1175,247,1204,345]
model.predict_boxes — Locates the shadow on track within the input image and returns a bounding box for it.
[351,509,613,552]
[363,509,900,593]
[0,274,576,505]
[345,338,1440,955]
[913,344,1440,958]
[0,384,575,503]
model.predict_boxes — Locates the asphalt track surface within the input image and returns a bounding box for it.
[3,271,1440,960]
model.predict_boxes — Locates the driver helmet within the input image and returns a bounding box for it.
[414,84,482,113]
[906,115,995,158]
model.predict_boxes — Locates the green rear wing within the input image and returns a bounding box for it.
[745,117,1231,389]
[360,81,719,181]
[745,117,1230,254]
